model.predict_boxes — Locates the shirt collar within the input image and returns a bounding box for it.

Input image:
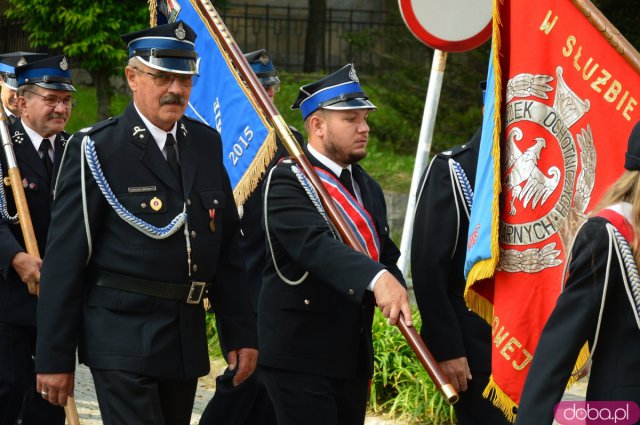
[134,102,177,150]
[21,120,54,153]
[307,142,352,177]
[3,105,15,120]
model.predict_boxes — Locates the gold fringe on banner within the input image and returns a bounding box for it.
[483,375,518,423]
[463,286,494,325]
[568,343,590,387]
[486,0,503,282]
[148,0,157,27]
[233,131,277,208]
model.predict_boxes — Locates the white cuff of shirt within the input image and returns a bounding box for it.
[368,270,388,291]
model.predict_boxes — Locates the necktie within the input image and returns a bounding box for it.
[339,168,356,198]
[165,133,181,180]
[39,138,53,181]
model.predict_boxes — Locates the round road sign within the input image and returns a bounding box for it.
[399,0,492,52]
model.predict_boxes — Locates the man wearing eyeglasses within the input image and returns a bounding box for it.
[34,21,258,425]
[0,54,74,425]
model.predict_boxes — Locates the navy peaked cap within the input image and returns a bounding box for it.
[0,52,48,90]
[15,55,76,92]
[291,64,376,120]
[244,49,279,87]
[121,21,199,75]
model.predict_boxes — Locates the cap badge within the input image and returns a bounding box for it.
[348,65,359,83]
[175,22,186,40]
[17,57,27,67]
[59,57,68,71]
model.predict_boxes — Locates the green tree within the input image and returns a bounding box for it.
[5,0,148,119]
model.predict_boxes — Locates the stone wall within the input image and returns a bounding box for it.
[383,191,409,239]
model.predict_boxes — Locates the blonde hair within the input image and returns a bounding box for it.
[593,170,640,264]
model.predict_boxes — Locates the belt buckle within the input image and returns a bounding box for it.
[187,281,206,304]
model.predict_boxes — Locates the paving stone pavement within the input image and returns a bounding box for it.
[71,361,587,424]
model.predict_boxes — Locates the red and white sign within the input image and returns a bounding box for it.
[398,0,492,52]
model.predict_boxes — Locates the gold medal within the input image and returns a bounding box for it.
[150,196,163,211]
[3,177,10,186]
[210,220,216,232]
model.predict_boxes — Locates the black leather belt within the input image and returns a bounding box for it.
[92,271,209,304]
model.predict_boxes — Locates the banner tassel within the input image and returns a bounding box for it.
[483,375,517,423]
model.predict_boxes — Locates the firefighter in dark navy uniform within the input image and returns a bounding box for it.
[411,129,509,425]
[0,54,73,425]
[411,83,509,425]
[199,48,303,425]
[34,21,258,425]
[257,64,412,425]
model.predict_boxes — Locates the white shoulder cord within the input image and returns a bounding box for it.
[263,164,309,285]
[609,224,640,330]
[80,135,93,262]
[448,158,474,260]
[448,160,463,258]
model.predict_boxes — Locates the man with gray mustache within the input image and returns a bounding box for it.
[35,21,257,425]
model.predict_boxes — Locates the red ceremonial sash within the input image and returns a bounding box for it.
[313,166,381,262]
[597,206,635,245]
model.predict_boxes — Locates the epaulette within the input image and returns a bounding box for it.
[75,116,118,137]
[437,142,471,159]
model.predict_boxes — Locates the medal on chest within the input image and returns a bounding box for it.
[209,208,216,232]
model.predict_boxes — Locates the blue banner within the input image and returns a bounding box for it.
[464,43,500,284]
[155,0,275,206]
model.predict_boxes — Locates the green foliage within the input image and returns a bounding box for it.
[205,313,223,359]
[66,86,130,133]
[4,0,148,74]
[370,309,456,424]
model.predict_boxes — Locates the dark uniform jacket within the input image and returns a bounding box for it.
[411,129,492,373]
[0,120,67,326]
[35,103,257,379]
[239,128,304,315]
[516,216,640,425]
[257,144,404,379]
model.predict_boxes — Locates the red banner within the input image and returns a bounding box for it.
[472,0,640,420]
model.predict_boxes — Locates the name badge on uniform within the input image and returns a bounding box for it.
[209,208,216,232]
